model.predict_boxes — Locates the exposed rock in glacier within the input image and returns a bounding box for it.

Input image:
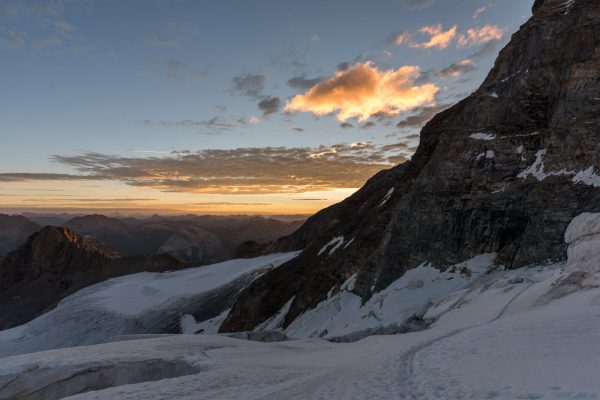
[261,254,497,341]
[565,213,600,273]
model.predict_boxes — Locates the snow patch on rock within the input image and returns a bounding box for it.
[180,308,230,335]
[517,149,573,181]
[470,132,496,141]
[572,167,600,187]
[284,253,497,340]
[378,187,395,207]
[318,236,345,256]
[254,296,295,331]
[343,237,355,249]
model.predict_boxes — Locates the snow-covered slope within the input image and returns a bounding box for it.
[0,252,298,358]
[2,259,600,400]
[1,214,599,399]
[277,254,497,340]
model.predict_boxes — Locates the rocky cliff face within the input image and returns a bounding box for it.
[0,226,186,329]
[220,0,600,332]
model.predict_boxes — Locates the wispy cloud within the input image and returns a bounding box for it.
[467,40,500,61]
[230,73,267,98]
[457,25,505,47]
[32,35,61,50]
[473,4,492,20]
[385,30,411,46]
[258,96,282,117]
[287,76,323,90]
[362,121,376,129]
[22,198,157,203]
[160,59,208,81]
[292,198,328,201]
[0,28,25,48]
[402,0,434,9]
[0,173,101,182]
[285,61,439,122]
[52,20,73,33]
[396,103,453,128]
[146,37,178,47]
[410,24,457,49]
[436,59,477,78]
[141,116,247,135]
[0,2,63,19]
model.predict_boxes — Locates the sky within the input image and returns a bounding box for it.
[0,0,533,216]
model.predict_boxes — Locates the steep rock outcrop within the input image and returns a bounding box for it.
[221,0,600,332]
[0,226,185,329]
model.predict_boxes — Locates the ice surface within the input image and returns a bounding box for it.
[0,252,299,357]
[2,216,600,399]
[318,236,345,256]
[3,259,600,400]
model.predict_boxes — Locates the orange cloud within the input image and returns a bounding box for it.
[457,25,504,47]
[410,24,457,49]
[285,62,439,122]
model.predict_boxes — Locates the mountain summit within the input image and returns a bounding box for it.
[221,0,600,332]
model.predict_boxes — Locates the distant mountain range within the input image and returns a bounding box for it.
[0,212,305,330]
[0,226,186,329]
[0,213,305,265]
[0,214,41,256]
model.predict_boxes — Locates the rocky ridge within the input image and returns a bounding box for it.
[0,226,185,329]
[220,0,600,332]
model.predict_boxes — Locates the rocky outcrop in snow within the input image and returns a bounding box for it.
[565,213,600,274]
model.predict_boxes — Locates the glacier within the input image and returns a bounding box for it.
[0,213,599,400]
[0,252,298,358]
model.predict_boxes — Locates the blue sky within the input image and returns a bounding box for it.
[0,0,533,215]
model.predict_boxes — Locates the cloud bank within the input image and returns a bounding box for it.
[457,25,505,47]
[410,24,457,49]
[0,143,412,194]
[285,62,438,122]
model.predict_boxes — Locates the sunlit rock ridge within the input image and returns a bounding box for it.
[221,0,600,332]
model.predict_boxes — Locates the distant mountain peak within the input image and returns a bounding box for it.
[0,226,185,330]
